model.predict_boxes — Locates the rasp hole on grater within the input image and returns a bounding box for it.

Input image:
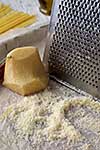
[46,0,100,98]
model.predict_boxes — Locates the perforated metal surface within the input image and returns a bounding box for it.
[44,0,100,98]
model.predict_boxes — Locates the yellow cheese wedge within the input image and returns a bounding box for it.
[3,47,48,95]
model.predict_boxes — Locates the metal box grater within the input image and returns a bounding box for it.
[44,0,100,98]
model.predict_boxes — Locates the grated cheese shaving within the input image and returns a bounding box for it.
[82,144,93,150]
[45,100,82,141]
[0,95,100,147]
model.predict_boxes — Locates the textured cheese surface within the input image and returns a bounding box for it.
[3,47,48,95]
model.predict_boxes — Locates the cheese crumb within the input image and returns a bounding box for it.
[45,101,82,142]
[0,96,100,145]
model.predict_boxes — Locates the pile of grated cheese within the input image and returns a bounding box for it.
[0,92,100,148]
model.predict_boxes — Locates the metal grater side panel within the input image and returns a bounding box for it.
[44,0,100,98]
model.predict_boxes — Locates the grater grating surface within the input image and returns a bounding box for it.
[44,0,100,98]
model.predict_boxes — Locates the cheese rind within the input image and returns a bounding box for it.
[3,46,48,95]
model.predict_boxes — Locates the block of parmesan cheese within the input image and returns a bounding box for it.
[3,47,48,95]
